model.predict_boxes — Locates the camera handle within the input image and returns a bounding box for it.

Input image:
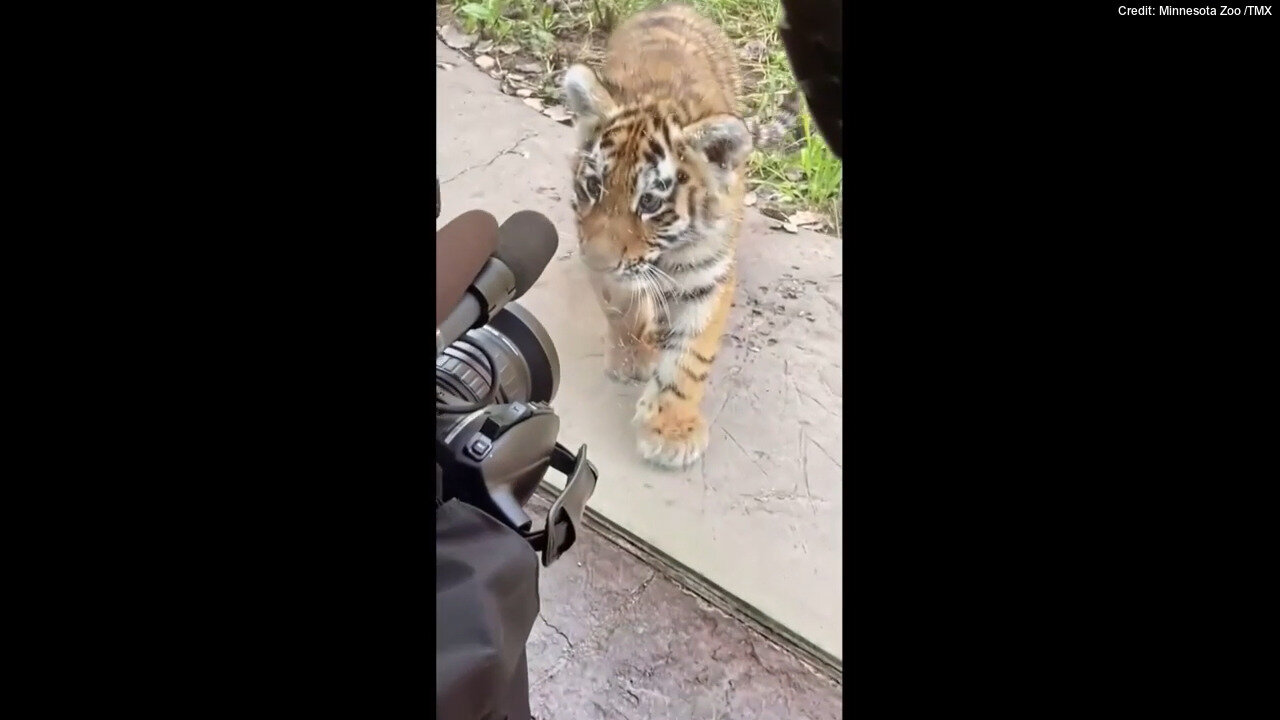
[522,443,598,567]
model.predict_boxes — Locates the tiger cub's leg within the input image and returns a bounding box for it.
[604,309,657,384]
[592,275,657,384]
[634,276,733,469]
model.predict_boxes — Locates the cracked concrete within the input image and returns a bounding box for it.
[540,613,575,650]
[441,131,539,184]
[526,493,841,719]
[437,40,843,663]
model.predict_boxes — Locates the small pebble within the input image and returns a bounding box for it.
[439,24,477,49]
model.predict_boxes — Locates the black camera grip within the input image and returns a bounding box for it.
[523,443,598,567]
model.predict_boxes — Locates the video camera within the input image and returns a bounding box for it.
[434,178,598,566]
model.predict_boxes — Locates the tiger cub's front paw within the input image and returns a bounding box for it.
[633,395,709,469]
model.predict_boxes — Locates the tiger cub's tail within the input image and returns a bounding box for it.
[745,89,803,151]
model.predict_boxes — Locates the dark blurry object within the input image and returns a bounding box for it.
[435,195,600,718]
[437,495,537,720]
[778,0,842,159]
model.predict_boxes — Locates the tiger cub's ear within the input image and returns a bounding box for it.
[563,64,617,145]
[682,114,754,173]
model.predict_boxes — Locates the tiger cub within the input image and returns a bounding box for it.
[562,3,752,469]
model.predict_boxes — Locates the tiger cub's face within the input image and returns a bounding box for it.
[562,65,752,285]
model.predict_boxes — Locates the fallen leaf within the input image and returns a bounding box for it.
[544,106,573,123]
[439,24,477,50]
[522,97,545,111]
[788,211,823,227]
[743,191,757,206]
[474,55,496,70]
[506,72,525,82]
[473,39,494,54]
[436,61,455,71]
[770,222,799,234]
[759,205,789,221]
[497,43,520,55]
[515,88,533,98]
[487,69,503,80]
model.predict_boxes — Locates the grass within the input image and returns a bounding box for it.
[440,0,842,235]
[453,0,558,49]
[749,113,842,233]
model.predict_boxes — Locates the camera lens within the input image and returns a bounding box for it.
[436,302,560,411]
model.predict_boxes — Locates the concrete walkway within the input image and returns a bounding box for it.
[526,491,841,719]
[437,41,844,663]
